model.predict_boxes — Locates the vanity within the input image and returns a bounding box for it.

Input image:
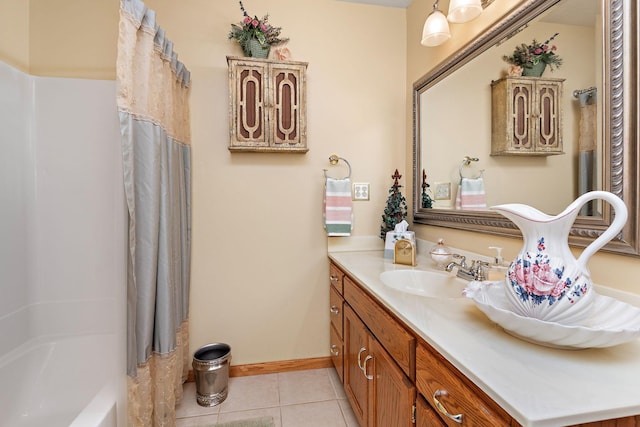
[328,247,640,426]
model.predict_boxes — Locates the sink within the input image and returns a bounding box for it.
[379,270,468,298]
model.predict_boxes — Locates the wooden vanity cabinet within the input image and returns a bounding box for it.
[491,76,564,156]
[227,56,308,153]
[330,261,416,427]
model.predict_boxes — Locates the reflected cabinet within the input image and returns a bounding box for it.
[491,76,564,156]
[227,56,308,153]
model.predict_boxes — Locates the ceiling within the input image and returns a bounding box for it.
[336,0,412,8]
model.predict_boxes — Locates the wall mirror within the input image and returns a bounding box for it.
[413,0,639,256]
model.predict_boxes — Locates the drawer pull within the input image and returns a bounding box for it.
[330,275,339,283]
[433,390,463,424]
[363,355,373,380]
[357,347,366,370]
[330,344,340,356]
[330,305,340,315]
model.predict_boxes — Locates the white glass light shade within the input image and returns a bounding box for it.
[421,9,451,47]
[447,0,482,23]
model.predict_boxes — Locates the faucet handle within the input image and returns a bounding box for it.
[471,260,490,281]
[452,253,466,266]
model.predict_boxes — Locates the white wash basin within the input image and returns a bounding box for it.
[379,270,468,298]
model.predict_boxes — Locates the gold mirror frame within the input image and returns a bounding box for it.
[412,0,639,256]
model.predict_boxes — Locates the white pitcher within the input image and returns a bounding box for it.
[491,191,628,325]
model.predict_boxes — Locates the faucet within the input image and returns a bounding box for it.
[445,254,488,281]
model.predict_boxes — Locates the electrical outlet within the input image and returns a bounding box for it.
[353,183,370,201]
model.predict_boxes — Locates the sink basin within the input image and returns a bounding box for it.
[379,270,468,298]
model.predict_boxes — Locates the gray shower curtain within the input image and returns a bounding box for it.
[116,0,192,425]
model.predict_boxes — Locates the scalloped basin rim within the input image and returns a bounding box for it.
[379,269,468,298]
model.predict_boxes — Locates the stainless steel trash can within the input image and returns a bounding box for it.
[192,343,231,407]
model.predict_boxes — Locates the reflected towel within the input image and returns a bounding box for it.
[455,177,487,210]
[324,178,353,236]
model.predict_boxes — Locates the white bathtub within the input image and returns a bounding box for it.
[0,334,120,427]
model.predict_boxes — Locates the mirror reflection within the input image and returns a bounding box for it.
[418,0,601,215]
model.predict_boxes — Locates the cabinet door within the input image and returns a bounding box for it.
[370,338,416,427]
[344,305,370,427]
[416,395,446,427]
[271,63,306,148]
[230,61,268,148]
[534,80,562,151]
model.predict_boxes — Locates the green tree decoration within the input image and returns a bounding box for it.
[421,169,433,209]
[380,169,408,240]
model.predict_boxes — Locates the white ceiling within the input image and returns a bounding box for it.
[336,0,412,8]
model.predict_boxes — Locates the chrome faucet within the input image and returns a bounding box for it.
[445,254,488,281]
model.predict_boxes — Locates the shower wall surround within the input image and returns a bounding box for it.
[0,60,127,426]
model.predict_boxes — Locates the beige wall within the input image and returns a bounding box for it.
[7,0,406,364]
[407,0,640,294]
[0,0,29,71]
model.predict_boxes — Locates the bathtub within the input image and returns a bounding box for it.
[0,334,120,427]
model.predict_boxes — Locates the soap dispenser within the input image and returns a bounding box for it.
[487,246,509,281]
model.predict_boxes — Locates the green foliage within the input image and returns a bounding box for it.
[503,33,563,71]
[380,175,408,240]
[228,1,289,56]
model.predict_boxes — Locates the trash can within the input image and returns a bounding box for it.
[192,343,231,407]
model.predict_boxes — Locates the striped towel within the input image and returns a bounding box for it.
[455,177,487,210]
[324,178,353,236]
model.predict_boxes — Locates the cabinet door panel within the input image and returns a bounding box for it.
[344,305,369,427]
[370,338,416,427]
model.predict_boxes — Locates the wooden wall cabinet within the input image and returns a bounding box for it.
[491,76,564,156]
[227,56,308,153]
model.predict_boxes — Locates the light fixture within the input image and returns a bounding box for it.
[447,0,482,24]
[421,0,450,47]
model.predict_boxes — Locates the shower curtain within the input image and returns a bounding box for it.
[117,0,192,425]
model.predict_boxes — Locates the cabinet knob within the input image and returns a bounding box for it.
[433,390,463,424]
[330,275,339,283]
[330,305,340,315]
[330,344,340,356]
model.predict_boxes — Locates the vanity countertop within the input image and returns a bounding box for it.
[329,249,640,427]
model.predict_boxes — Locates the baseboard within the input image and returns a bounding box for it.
[187,356,332,382]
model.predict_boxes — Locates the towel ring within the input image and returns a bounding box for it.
[459,156,484,182]
[324,154,352,179]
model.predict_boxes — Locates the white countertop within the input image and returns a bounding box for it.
[329,248,640,427]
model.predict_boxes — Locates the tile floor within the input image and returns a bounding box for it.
[176,368,359,427]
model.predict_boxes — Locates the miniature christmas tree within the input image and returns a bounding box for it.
[380,169,408,240]
[421,169,433,209]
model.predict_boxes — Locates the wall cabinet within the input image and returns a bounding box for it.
[227,56,308,153]
[491,76,564,156]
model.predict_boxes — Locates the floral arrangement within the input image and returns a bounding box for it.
[503,33,563,74]
[228,1,289,56]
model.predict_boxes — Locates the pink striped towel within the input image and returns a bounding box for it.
[324,178,353,236]
[455,177,487,210]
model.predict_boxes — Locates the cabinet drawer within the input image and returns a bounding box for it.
[344,275,415,378]
[416,343,511,427]
[330,323,344,384]
[330,285,344,338]
[330,262,344,294]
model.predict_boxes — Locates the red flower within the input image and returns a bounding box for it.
[251,19,259,27]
